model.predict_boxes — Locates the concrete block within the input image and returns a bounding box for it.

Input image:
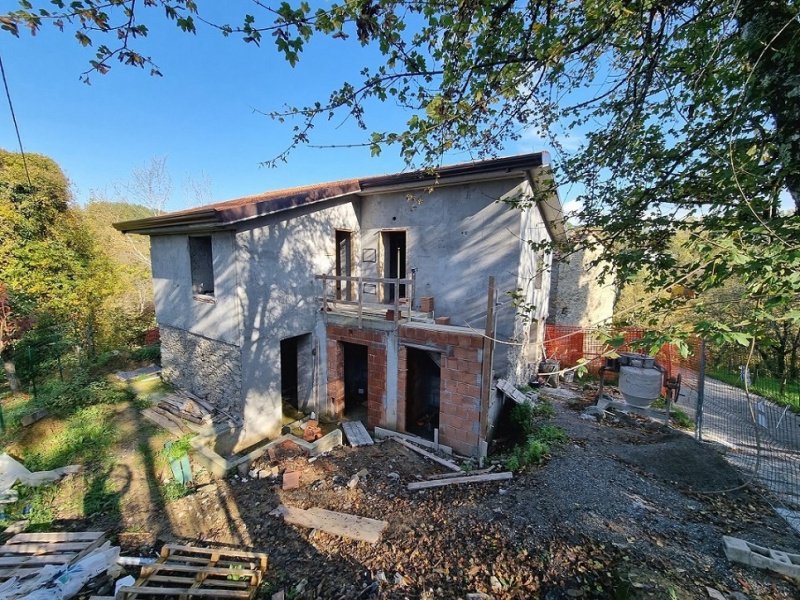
[308,429,343,456]
[723,535,800,580]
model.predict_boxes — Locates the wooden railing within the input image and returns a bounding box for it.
[315,273,416,327]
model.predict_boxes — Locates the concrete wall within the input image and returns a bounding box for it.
[359,178,526,373]
[548,243,615,328]
[150,232,242,346]
[506,183,554,385]
[234,198,361,445]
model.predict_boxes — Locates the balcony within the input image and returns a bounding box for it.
[316,274,427,327]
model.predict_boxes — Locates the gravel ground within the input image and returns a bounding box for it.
[124,385,800,599]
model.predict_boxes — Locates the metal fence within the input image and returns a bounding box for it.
[544,326,800,517]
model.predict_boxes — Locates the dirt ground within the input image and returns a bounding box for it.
[13,384,800,599]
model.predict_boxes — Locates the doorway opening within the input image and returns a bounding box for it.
[335,230,352,300]
[405,347,441,440]
[382,231,406,302]
[281,333,312,421]
[342,342,369,421]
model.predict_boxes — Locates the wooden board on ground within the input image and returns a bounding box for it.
[141,408,184,437]
[496,378,532,405]
[424,467,495,480]
[341,421,374,447]
[118,543,268,599]
[373,426,453,455]
[0,531,106,580]
[278,505,388,544]
[392,437,461,472]
[408,471,513,491]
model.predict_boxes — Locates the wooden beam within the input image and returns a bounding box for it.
[479,276,496,442]
[424,467,495,481]
[408,471,512,491]
[373,427,452,455]
[392,437,461,472]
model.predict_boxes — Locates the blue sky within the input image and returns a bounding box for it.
[1,3,535,212]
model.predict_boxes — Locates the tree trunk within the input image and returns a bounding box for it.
[2,356,20,393]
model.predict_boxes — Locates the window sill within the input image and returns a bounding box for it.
[193,294,216,304]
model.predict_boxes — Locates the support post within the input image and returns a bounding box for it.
[479,276,496,442]
[696,338,706,441]
[322,274,328,313]
[357,275,363,329]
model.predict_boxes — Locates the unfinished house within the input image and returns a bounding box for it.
[116,153,565,457]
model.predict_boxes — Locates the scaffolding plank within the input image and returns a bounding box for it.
[408,471,513,491]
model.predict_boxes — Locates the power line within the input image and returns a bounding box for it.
[0,53,32,187]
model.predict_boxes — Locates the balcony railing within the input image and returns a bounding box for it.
[315,273,416,327]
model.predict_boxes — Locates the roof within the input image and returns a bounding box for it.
[114,152,563,238]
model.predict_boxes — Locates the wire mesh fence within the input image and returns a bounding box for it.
[544,325,800,516]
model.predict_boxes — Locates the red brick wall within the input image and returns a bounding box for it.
[398,325,485,456]
[326,324,387,428]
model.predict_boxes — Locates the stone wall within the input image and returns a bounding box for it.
[548,244,616,327]
[160,325,243,419]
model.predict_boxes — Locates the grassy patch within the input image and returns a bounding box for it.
[161,481,193,503]
[20,404,118,472]
[709,368,800,412]
[650,398,694,430]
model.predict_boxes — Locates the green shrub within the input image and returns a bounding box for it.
[510,401,534,440]
[162,434,195,461]
[161,481,192,503]
[131,343,161,363]
[522,439,549,464]
[37,370,133,415]
[534,424,568,445]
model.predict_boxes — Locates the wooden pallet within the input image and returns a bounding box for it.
[0,531,106,580]
[118,544,269,599]
[341,421,374,447]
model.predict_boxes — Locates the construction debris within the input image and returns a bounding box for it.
[117,543,268,599]
[424,467,495,480]
[408,471,513,491]
[373,426,453,455]
[392,437,461,472]
[723,535,800,580]
[341,421,374,447]
[282,470,301,490]
[496,378,536,405]
[0,454,81,503]
[274,505,388,544]
[303,419,323,442]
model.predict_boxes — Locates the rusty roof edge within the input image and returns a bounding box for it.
[359,152,546,190]
[113,152,549,234]
[113,209,221,233]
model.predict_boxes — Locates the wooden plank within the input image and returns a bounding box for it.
[6,531,104,543]
[408,471,513,491]
[162,544,268,571]
[147,574,250,589]
[373,426,453,455]
[424,467,494,481]
[118,586,251,598]
[0,566,58,578]
[142,408,184,437]
[479,276,495,440]
[0,554,72,566]
[279,505,387,544]
[341,421,374,447]
[496,378,531,405]
[0,542,95,554]
[142,562,260,581]
[392,437,461,472]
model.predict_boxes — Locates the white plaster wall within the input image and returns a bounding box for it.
[235,198,361,445]
[150,232,242,346]
[359,178,525,374]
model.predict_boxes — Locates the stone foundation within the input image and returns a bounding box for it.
[160,325,243,417]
